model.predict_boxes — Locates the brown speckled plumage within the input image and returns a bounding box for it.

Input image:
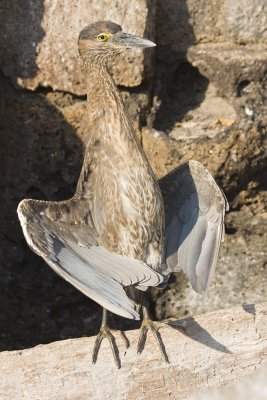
[75,61,164,263]
[17,21,228,366]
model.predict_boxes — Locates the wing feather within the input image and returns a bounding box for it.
[159,160,228,293]
[17,199,163,320]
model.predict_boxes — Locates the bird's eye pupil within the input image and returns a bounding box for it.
[97,33,110,42]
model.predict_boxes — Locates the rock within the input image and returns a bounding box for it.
[0,303,266,400]
[155,1,267,132]
[0,0,156,94]
[142,126,267,195]
[156,0,267,61]
[192,364,267,400]
[223,0,267,42]
[188,44,267,121]
[156,0,222,61]
[153,61,237,140]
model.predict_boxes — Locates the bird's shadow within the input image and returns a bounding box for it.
[242,303,256,316]
[164,316,231,354]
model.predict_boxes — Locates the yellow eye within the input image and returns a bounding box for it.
[97,33,110,42]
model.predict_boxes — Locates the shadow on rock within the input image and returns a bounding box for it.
[153,0,209,133]
[166,317,231,354]
[0,1,45,82]
[155,62,209,133]
[0,71,101,350]
[242,303,256,316]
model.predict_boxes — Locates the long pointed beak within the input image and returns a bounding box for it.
[112,32,156,49]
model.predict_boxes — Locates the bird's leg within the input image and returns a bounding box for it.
[137,294,169,363]
[92,308,129,369]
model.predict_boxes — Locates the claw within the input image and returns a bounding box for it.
[92,308,129,369]
[137,313,169,363]
[92,324,121,368]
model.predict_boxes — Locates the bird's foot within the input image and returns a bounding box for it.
[137,318,169,363]
[92,324,129,369]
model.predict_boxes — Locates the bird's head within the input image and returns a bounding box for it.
[78,21,156,62]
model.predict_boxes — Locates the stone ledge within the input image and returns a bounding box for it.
[0,303,266,399]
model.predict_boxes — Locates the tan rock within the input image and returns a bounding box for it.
[0,303,266,400]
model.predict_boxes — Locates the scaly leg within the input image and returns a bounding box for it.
[137,296,169,363]
[92,308,129,369]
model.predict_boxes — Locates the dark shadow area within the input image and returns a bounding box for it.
[242,304,256,316]
[225,226,238,235]
[156,0,196,64]
[0,72,93,351]
[229,168,267,213]
[0,1,45,81]
[154,63,209,132]
[167,317,231,354]
[153,0,209,133]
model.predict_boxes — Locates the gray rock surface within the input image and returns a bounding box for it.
[223,0,267,42]
[192,363,267,400]
[156,0,267,60]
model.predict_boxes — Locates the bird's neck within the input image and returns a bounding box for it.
[84,62,124,119]
[82,60,144,152]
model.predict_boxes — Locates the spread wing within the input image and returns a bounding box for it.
[159,160,228,293]
[17,198,163,320]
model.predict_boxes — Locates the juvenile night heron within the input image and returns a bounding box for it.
[18,21,228,367]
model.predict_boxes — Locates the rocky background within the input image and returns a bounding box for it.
[0,0,266,351]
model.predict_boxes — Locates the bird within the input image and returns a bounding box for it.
[17,21,228,368]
